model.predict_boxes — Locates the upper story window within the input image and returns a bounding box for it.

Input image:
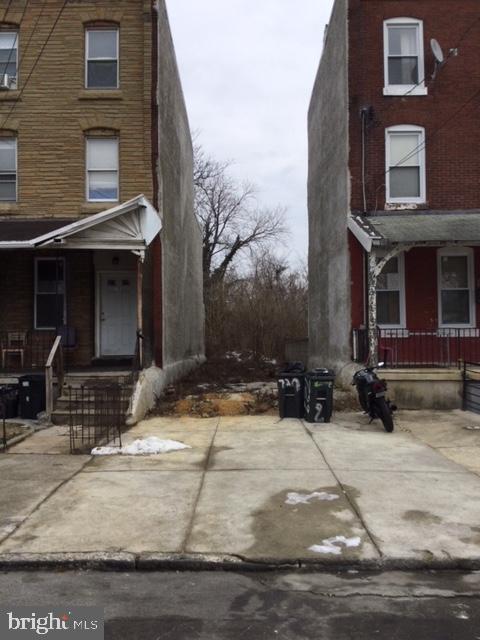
[85,28,119,89]
[386,125,425,204]
[0,31,18,89]
[86,137,119,202]
[0,137,16,201]
[383,18,427,96]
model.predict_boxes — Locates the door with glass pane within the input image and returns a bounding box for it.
[98,272,136,357]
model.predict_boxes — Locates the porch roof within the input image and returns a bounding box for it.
[349,210,480,252]
[0,195,162,252]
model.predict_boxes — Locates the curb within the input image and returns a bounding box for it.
[1,552,480,572]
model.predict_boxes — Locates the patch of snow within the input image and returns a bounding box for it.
[285,491,339,505]
[92,437,191,456]
[309,535,362,555]
[464,425,480,431]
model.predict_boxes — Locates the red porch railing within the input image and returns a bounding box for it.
[352,328,480,368]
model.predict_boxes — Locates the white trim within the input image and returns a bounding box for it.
[376,251,406,329]
[385,124,426,205]
[437,246,476,329]
[0,30,19,90]
[86,137,119,203]
[0,136,17,203]
[85,28,119,89]
[347,215,373,252]
[383,17,427,96]
[34,257,66,330]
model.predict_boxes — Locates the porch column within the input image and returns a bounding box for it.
[367,250,379,367]
[136,254,144,369]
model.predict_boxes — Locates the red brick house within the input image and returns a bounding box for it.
[0,0,204,422]
[308,0,480,407]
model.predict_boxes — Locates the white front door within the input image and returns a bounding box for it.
[99,271,137,357]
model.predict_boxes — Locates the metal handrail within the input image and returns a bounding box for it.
[45,335,64,420]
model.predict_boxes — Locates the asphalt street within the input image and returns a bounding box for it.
[1,570,480,639]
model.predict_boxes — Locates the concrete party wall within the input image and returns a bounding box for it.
[156,0,205,367]
[307,0,351,371]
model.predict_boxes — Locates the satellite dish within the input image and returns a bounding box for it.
[431,38,445,64]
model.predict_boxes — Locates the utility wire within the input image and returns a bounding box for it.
[0,0,68,130]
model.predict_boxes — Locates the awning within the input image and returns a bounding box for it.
[349,210,480,252]
[0,195,162,251]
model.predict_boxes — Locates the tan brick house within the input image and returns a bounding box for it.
[0,0,205,421]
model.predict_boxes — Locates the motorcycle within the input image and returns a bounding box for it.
[352,363,396,433]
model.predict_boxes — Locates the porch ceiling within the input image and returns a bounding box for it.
[349,210,480,252]
[0,195,162,252]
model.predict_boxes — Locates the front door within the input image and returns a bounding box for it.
[98,271,137,357]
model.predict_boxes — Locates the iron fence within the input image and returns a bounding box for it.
[68,381,130,454]
[353,328,480,368]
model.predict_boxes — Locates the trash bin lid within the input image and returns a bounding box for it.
[307,368,335,379]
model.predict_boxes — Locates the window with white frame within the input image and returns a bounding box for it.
[376,252,406,328]
[386,125,425,204]
[86,137,119,202]
[438,248,475,327]
[35,258,66,330]
[0,31,18,89]
[383,18,426,95]
[0,137,16,201]
[85,28,119,89]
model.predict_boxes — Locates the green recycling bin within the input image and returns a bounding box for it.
[304,369,335,423]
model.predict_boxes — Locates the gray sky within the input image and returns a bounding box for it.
[166,0,334,266]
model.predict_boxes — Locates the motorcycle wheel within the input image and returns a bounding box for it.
[358,390,369,413]
[373,397,394,433]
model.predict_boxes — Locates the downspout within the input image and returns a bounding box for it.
[151,0,163,368]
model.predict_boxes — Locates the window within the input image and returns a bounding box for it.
[34,258,66,330]
[86,137,119,201]
[0,137,16,201]
[376,253,405,328]
[383,18,426,96]
[386,125,425,204]
[438,248,475,328]
[85,28,118,89]
[0,31,18,89]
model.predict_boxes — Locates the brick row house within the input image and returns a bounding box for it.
[0,0,204,422]
[308,0,480,407]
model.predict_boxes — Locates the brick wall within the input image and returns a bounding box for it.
[0,0,153,219]
[348,0,480,212]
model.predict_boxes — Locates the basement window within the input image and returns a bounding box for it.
[85,28,119,89]
[386,125,425,204]
[383,18,427,96]
[34,258,66,330]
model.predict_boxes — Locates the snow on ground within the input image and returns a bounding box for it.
[92,437,191,456]
[309,536,362,555]
[285,491,339,505]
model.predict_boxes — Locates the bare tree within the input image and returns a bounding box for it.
[194,143,286,286]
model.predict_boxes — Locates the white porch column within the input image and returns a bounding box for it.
[367,250,379,367]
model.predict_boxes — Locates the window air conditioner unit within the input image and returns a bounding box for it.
[0,74,11,90]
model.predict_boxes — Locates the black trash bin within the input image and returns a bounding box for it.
[0,385,19,419]
[18,374,46,420]
[278,362,305,419]
[304,369,335,423]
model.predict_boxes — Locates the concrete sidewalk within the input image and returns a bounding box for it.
[1,411,480,570]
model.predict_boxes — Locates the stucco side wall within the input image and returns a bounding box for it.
[308,0,350,371]
[156,0,205,368]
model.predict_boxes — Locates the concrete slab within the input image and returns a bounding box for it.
[186,469,379,561]
[310,427,468,473]
[335,469,480,562]
[209,428,328,470]
[0,470,203,554]
[85,429,214,472]
[0,454,88,542]
[134,416,219,432]
[8,426,71,455]
[435,447,480,476]
[217,416,303,431]
[398,410,480,449]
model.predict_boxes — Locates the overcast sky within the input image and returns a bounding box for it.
[166,0,335,267]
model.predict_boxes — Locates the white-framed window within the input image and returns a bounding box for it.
[0,137,17,201]
[376,252,406,329]
[386,125,426,204]
[86,137,119,202]
[85,28,119,89]
[0,31,18,89]
[437,247,475,328]
[383,18,426,96]
[34,257,66,330]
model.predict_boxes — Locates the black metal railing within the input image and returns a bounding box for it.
[68,381,131,454]
[0,330,58,373]
[130,330,144,385]
[353,328,480,368]
[463,362,480,414]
